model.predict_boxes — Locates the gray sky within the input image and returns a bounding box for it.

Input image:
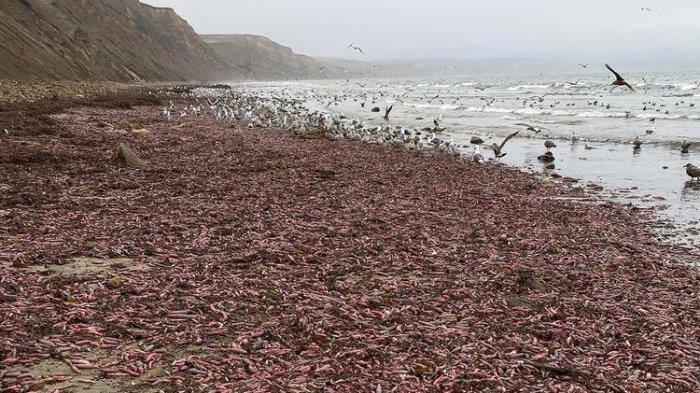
[144,0,700,65]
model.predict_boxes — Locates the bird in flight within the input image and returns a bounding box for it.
[487,131,519,158]
[515,123,548,134]
[383,104,394,121]
[641,7,652,12]
[605,64,635,92]
[578,63,589,68]
[347,42,363,54]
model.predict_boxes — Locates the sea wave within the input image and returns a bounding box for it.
[507,84,550,91]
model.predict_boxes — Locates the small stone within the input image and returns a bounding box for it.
[506,296,530,308]
[12,260,27,268]
[106,277,123,289]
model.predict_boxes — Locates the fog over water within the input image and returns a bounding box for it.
[145,0,700,70]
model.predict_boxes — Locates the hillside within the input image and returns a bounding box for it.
[0,0,233,82]
[202,34,348,81]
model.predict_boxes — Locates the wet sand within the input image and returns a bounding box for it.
[0,90,699,391]
[449,134,700,249]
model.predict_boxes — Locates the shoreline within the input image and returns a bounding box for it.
[240,79,700,250]
[0,86,699,391]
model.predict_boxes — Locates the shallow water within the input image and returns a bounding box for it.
[234,71,700,249]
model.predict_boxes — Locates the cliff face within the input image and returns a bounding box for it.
[201,34,347,81]
[0,0,233,82]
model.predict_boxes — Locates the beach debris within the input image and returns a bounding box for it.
[0,96,698,392]
[371,106,381,112]
[544,140,556,150]
[113,143,145,167]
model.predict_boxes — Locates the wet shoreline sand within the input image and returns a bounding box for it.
[0,88,698,391]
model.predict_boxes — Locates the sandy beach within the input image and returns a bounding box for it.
[0,87,698,392]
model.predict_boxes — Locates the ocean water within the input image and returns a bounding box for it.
[235,71,700,249]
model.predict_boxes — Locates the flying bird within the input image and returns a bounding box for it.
[515,123,547,134]
[605,64,635,92]
[347,42,364,53]
[433,118,446,132]
[578,63,589,68]
[487,131,519,158]
[383,104,394,121]
[641,7,652,12]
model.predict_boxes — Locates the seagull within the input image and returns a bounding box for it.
[685,163,700,182]
[537,151,555,163]
[347,42,363,53]
[681,140,691,154]
[383,105,394,121]
[487,131,519,158]
[606,64,635,92]
[633,137,643,149]
[472,146,485,163]
[433,118,446,132]
[641,7,652,12]
[162,108,172,121]
[578,63,589,68]
[470,136,484,145]
[515,123,547,134]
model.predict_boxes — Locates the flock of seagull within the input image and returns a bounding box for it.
[160,61,699,184]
